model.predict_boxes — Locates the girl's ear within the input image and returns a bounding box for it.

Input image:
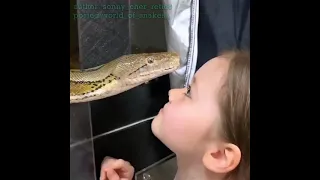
[202,143,241,173]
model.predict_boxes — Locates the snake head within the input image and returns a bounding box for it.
[117,52,180,82]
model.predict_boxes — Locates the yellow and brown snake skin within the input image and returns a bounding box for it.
[70,52,180,104]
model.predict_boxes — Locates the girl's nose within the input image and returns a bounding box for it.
[168,88,187,102]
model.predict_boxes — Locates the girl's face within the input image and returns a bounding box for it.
[152,57,230,155]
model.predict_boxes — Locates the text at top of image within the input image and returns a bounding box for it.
[74,4,172,10]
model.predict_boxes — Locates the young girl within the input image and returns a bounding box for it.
[100,50,250,180]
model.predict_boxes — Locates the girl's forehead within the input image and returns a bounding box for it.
[194,57,229,96]
[196,58,229,83]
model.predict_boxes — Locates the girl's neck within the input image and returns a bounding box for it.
[174,154,224,180]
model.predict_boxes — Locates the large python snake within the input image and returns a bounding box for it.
[70,52,180,104]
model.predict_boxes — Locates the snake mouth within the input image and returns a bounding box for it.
[126,65,177,80]
[128,64,148,76]
[140,67,175,76]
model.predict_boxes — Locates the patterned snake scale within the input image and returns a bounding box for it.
[70,52,180,104]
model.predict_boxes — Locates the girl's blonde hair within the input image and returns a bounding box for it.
[219,50,250,180]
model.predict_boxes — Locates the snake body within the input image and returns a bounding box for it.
[70,52,180,104]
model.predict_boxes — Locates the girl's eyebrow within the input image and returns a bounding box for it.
[191,77,198,94]
[192,77,196,85]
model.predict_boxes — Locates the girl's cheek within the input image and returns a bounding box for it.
[163,104,182,120]
[163,106,189,129]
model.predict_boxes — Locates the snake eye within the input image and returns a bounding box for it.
[147,58,154,64]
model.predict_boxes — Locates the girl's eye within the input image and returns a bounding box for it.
[185,85,191,97]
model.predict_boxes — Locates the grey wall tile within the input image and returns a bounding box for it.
[77,0,130,69]
[70,103,92,145]
[129,0,167,51]
[70,140,96,180]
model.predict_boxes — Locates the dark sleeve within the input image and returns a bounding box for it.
[196,0,250,70]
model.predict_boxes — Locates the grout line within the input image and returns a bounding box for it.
[92,115,156,140]
[70,138,91,148]
[70,115,156,148]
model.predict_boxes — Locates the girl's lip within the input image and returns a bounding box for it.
[160,103,169,113]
